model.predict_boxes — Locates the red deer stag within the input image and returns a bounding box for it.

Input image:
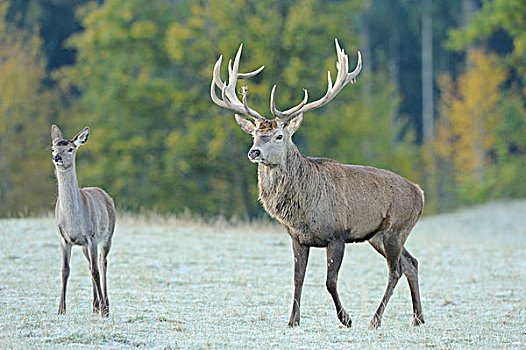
[210,40,424,329]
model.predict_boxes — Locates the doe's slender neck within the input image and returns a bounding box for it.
[55,163,83,216]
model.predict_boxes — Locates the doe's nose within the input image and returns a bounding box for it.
[248,149,261,160]
[53,155,62,162]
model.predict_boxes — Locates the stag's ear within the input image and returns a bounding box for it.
[51,125,63,143]
[72,126,89,147]
[283,113,304,135]
[234,114,256,134]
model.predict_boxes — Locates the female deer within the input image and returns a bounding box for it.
[51,125,115,317]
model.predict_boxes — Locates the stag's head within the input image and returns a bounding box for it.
[51,125,89,170]
[211,40,362,166]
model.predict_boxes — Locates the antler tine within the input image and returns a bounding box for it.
[348,51,362,84]
[242,86,265,120]
[210,43,266,122]
[238,65,265,79]
[211,56,228,108]
[270,85,287,119]
[298,39,362,114]
[213,55,225,90]
[270,85,309,121]
[267,39,362,122]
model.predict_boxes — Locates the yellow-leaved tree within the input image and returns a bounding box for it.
[0,5,59,216]
[433,50,507,206]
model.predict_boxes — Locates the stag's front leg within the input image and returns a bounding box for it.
[58,238,71,315]
[326,240,351,327]
[289,236,310,327]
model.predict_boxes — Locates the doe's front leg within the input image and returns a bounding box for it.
[58,238,71,315]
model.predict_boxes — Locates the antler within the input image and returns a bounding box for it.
[210,44,267,122]
[270,39,362,123]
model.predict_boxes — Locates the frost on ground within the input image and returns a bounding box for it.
[0,200,525,349]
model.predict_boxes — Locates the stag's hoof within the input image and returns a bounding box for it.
[338,311,352,328]
[412,315,425,326]
[369,315,381,330]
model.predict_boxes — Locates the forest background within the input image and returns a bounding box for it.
[1,0,524,219]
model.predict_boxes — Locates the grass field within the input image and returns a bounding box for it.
[1,200,525,349]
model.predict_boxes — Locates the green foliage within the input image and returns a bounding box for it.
[447,0,526,77]
[1,0,525,218]
[430,50,526,210]
[486,90,526,198]
[59,0,412,218]
[0,6,59,215]
[426,0,526,211]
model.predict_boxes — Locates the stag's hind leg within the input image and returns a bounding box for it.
[82,246,100,314]
[326,240,351,327]
[368,233,404,329]
[99,241,111,317]
[401,248,424,326]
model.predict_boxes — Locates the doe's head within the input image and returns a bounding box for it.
[50,125,89,170]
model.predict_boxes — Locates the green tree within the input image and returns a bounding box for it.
[430,0,526,209]
[60,0,419,218]
[434,50,507,205]
[0,5,59,216]
[447,0,525,78]
[6,0,96,73]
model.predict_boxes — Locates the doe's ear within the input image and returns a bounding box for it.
[283,113,304,135]
[72,126,90,147]
[51,125,63,143]
[234,114,256,134]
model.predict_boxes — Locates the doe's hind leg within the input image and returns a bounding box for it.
[99,241,112,317]
[82,246,100,314]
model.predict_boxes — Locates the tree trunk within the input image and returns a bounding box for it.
[421,0,433,144]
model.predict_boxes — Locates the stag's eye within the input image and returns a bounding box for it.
[68,148,74,152]
[276,135,283,140]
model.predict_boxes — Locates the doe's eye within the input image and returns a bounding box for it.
[68,148,74,152]
[276,135,283,140]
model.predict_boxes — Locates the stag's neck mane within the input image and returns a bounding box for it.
[257,144,318,223]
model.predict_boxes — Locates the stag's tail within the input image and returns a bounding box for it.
[415,184,425,204]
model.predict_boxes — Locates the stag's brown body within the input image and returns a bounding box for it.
[258,145,424,248]
[211,39,425,330]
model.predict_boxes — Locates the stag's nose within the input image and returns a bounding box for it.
[248,149,261,160]
[53,155,62,162]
